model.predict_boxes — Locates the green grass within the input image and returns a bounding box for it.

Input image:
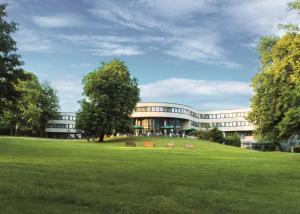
[0,136,300,214]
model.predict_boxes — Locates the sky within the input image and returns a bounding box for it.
[1,0,298,111]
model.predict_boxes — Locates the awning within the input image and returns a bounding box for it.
[133,125,144,129]
[161,125,174,129]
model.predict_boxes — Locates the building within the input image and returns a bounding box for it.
[45,102,255,138]
[132,102,254,136]
[45,112,80,138]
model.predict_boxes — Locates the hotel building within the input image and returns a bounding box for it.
[45,102,254,138]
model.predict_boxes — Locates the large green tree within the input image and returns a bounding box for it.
[248,33,300,143]
[76,59,140,142]
[0,4,26,115]
[4,72,59,136]
[248,1,300,143]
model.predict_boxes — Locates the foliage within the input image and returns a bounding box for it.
[292,145,300,153]
[191,130,208,139]
[193,128,224,143]
[279,106,300,137]
[75,99,108,139]
[224,134,241,147]
[278,0,300,32]
[248,33,300,143]
[0,4,26,115]
[76,59,140,142]
[207,128,224,143]
[3,72,59,136]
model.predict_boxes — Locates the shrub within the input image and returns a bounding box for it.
[292,146,300,153]
[193,128,224,143]
[207,128,224,143]
[224,134,241,147]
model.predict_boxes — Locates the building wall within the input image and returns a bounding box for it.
[45,102,255,137]
[132,102,254,134]
[45,112,77,138]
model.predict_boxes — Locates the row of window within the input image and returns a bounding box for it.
[47,124,76,129]
[200,121,252,128]
[134,106,248,119]
[54,115,76,121]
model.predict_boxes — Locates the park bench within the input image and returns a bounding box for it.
[144,141,155,147]
[166,143,175,148]
[125,141,137,147]
[184,144,195,149]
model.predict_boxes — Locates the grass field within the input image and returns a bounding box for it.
[0,136,300,214]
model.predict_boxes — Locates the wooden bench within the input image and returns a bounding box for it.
[184,144,195,149]
[125,141,136,147]
[144,141,155,147]
[166,143,175,148]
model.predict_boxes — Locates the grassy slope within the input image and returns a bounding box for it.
[0,136,300,214]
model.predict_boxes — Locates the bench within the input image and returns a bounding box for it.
[125,141,137,147]
[166,143,175,148]
[144,141,155,147]
[184,144,195,149]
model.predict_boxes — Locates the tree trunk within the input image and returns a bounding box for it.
[98,133,105,143]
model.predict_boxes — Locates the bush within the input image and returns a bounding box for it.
[192,128,224,143]
[292,146,300,153]
[224,134,241,147]
[192,130,209,140]
[207,128,224,143]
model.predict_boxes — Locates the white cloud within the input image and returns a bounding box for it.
[87,2,239,67]
[61,34,143,56]
[13,29,51,53]
[51,79,82,94]
[141,78,253,99]
[139,0,217,17]
[223,0,299,36]
[50,79,83,112]
[163,35,242,67]
[32,14,82,28]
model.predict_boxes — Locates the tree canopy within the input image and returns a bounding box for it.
[76,59,140,142]
[248,0,300,143]
[3,72,59,136]
[0,4,26,115]
[248,33,300,143]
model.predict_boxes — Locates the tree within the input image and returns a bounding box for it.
[278,0,300,32]
[76,59,140,142]
[248,33,300,143]
[0,4,26,115]
[3,72,59,136]
[38,81,60,136]
[279,106,300,138]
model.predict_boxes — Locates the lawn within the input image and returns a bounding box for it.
[0,136,300,214]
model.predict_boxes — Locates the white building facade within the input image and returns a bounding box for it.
[132,102,254,136]
[45,112,79,138]
[45,102,255,138]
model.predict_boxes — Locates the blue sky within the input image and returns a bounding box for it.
[1,0,298,111]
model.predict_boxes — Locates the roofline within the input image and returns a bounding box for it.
[137,101,250,112]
